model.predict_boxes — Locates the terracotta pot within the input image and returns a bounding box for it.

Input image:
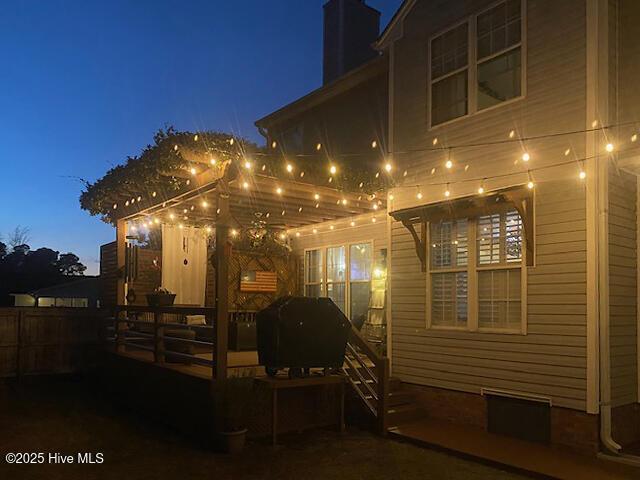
[220,429,247,454]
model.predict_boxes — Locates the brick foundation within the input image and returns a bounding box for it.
[403,383,600,455]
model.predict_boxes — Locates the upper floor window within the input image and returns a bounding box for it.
[430,22,469,126]
[430,0,524,127]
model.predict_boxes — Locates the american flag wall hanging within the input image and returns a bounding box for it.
[240,270,277,292]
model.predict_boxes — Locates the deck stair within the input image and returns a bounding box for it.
[342,325,425,433]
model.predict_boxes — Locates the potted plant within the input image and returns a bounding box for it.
[214,376,253,453]
[146,287,176,307]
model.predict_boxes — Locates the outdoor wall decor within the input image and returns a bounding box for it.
[240,270,277,293]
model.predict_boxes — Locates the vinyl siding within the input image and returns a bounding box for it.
[388,0,590,410]
[608,167,637,407]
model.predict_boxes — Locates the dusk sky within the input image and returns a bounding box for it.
[0,0,401,275]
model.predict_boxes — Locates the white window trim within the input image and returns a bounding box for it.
[303,240,375,319]
[303,248,324,297]
[426,215,528,335]
[428,0,528,130]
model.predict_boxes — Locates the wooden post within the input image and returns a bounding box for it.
[154,311,164,364]
[377,357,390,435]
[214,191,230,381]
[116,219,127,353]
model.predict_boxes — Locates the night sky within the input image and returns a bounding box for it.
[0,0,401,275]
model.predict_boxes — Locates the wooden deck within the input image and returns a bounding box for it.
[109,346,263,379]
[390,419,639,480]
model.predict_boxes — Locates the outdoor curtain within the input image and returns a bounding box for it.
[161,225,208,306]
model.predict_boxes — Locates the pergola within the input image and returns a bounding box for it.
[110,160,386,377]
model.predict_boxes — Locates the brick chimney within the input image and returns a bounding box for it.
[323,0,381,85]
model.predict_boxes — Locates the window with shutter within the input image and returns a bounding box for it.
[428,209,525,333]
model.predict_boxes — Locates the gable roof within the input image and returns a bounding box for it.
[255,55,387,130]
[374,0,416,50]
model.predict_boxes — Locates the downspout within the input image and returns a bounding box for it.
[596,141,622,454]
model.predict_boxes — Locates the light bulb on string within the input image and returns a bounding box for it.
[271,141,277,149]
[210,158,217,166]
[445,160,453,169]
[444,184,451,197]
[606,143,615,153]
[316,143,322,151]
[242,181,249,190]
[276,187,283,195]
[478,180,485,194]
[329,165,337,175]
[527,171,535,189]
[522,152,530,162]
[286,163,293,173]
[244,160,252,170]
[372,140,377,149]
[417,191,423,200]
[201,200,208,208]
[384,162,392,172]
[314,193,320,200]
[579,169,586,180]
[190,167,197,175]
[632,134,638,142]
[350,221,356,227]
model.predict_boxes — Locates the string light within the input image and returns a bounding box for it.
[169,213,175,220]
[152,192,157,198]
[432,138,438,146]
[271,141,277,149]
[316,143,322,151]
[242,181,249,190]
[564,148,571,156]
[509,130,515,139]
[230,229,238,237]
[190,167,197,175]
[445,160,453,169]
[298,207,303,212]
[314,193,320,200]
[315,203,320,208]
[329,165,337,175]
[201,200,208,208]
[286,163,293,173]
[350,221,356,227]
[229,138,234,146]
[279,232,286,240]
[341,199,348,205]
[281,210,285,216]
[417,191,423,200]
[388,193,394,200]
[632,134,638,142]
[312,228,318,234]
[154,218,160,224]
[522,152,530,162]
[372,140,377,148]
[375,172,380,178]
[385,162,392,172]
[330,225,334,230]
[295,232,300,237]
[276,187,283,195]
[579,169,586,180]
[478,180,485,194]
[178,224,184,229]
[371,217,377,223]
[372,203,379,210]
[194,134,198,141]
[112,203,117,209]
[262,164,266,171]
[606,143,615,153]
[527,171,535,189]
[244,160,252,170]
[444,184,451,197]
[206,226,212,233]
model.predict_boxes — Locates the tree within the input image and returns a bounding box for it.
[56,253,87,276]
[6,226,31,250]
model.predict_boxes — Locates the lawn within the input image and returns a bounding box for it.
[0,376,528,480]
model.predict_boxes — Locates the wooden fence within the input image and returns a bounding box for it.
[0,307,102,377]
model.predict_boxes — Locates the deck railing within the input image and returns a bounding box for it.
[343,325,390,434]
[106,305,225,378]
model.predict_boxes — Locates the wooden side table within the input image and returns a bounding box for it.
[256,374,347,445]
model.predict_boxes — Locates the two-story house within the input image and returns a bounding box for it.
[272,0,640,457]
